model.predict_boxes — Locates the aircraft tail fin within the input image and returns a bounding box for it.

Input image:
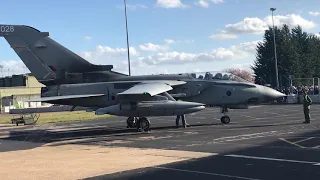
[0,24,114,84]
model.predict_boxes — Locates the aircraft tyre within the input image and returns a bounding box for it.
[221,116,230,124]
[137,117,150,132]
[127,117,137,128]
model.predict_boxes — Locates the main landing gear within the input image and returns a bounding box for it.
[126,117,150,132]
[220,106,231,124]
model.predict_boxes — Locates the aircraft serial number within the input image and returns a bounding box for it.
[0,26,14,33]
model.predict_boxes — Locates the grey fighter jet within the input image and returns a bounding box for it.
[0,24,286,131]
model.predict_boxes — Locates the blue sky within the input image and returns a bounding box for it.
[0,0,320,76]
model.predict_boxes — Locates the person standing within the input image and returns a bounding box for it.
[303,90,312,123]
[175,114,189,128]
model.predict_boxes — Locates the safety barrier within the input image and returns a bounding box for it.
[284,94,320,104]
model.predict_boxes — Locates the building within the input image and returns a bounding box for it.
[0,74,47,113]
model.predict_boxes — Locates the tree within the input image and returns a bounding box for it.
[224,68,255,83]
[251,24,320,87]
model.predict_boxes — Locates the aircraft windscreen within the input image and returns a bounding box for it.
[188,71,249,83]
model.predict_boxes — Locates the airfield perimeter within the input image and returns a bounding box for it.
[0,104,319,180]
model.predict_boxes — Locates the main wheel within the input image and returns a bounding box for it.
[127,117,137,128]
[138,117,150,132]
[221,116,230,124]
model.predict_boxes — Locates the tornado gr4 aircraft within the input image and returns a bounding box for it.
[0,24,286,131]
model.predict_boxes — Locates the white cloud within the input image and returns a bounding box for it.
[135,40,260,66]
[196,0,210,8]
[209,31,238,40]
[139,43,168,52]
[309,11,320,16]
[126,4,148,10]
[315,33,320,38]
[195,0,223,7]
[79,45,139,65]
[220,14,316,35]
[84,36,92,40]
[229,40,261,56]
[225,17,267,34]
[212,0,224,4]
[182,39,195,44]
[228,63,254,73]
[164,39,175,44]
[193,68,203,72]
[1,40,261,77]
[137,50,233,66]
[0,60,30,76]
[156,0,188,8]
[117,4,148,11]
[164,39,194,44]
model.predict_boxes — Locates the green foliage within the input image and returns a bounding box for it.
[251,24,320,87]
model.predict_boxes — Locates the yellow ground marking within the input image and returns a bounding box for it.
[279,138,305,148]
[294,137,314,144]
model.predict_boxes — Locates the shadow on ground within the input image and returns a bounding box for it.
[0,122,221,152]
[83,129,320,180]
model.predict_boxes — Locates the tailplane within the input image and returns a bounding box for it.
[0,24,118,85]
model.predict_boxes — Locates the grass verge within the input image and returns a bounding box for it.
[0,111,113,124]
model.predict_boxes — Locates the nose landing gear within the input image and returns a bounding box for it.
[220,106,231,124]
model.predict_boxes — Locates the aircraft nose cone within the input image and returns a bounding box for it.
[262,86,286,101]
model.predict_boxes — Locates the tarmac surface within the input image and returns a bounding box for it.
[0,104,320,180]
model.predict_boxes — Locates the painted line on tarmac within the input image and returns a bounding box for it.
[225,154,320,166]
[279,138,305,148]
[249,105,263,108]
[153,166,260,180]
[294,137,315,144]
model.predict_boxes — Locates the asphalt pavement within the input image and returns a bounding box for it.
[0,104,319,180]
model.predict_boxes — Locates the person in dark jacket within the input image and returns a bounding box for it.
[303,90,312,123]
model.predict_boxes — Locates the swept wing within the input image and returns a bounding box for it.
[24,80,186,103]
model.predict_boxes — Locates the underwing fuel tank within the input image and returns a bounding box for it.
[95,100,205,117]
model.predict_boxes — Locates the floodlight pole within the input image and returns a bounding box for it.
[270,7,279,88]
[124,0,131,76]
[0,65,3,77]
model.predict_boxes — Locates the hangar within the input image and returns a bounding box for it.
[0,74,47,113]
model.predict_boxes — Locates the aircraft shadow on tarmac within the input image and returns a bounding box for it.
[0,119,308,153]
[0,123,219,152]
[83,129,320,180]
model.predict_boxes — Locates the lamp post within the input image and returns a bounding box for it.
[124,0,131,76]
[270,7,279,88]
[0,65,3,77]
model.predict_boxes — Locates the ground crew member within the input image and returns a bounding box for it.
[303,90,312,123]
[175,99,189,128]
[176,114,189,128]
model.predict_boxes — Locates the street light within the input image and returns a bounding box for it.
[124,0,131,76]
[270,7,279,88]
[0,65,3,77]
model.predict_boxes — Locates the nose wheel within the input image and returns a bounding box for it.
[220,106,231,124]
[221,116,230,124]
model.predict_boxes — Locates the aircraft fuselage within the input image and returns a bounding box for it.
[41,73,267,109]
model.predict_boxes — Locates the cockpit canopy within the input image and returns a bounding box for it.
[188,71,249,83]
